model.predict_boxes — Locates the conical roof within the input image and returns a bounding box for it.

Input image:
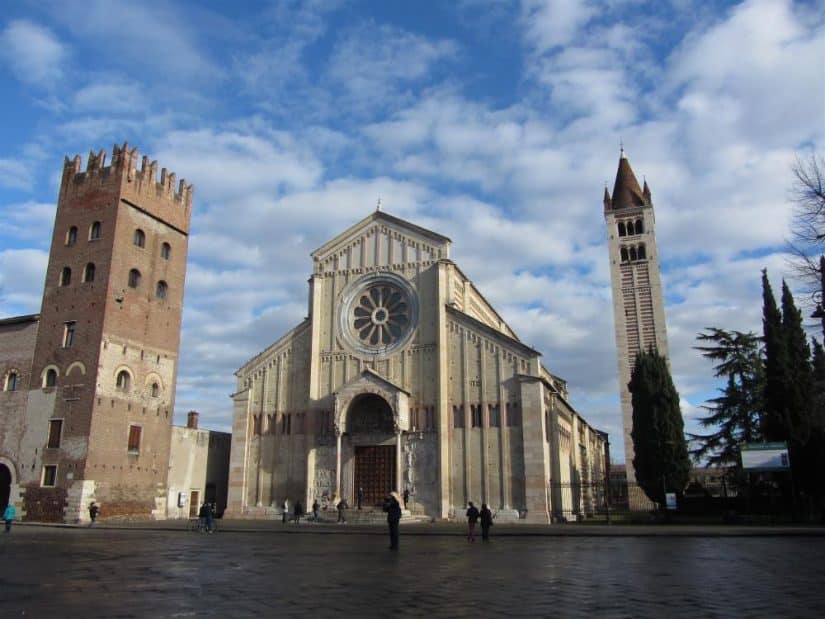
[610,152,646,210]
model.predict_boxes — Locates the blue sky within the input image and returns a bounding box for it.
[1,0,823,463]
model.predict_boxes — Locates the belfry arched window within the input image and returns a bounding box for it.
[620,247,629,262]
[635,219,644,234]
[618,222,626,237]
[133,229,145,248]
[638,244,646,260]
[629,246,638,261]
[116,370,131,391]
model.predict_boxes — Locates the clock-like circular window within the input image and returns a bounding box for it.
[338,273,419,357]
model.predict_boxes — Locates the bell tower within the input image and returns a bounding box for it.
[29,143,192,521]
[603,149,670,497]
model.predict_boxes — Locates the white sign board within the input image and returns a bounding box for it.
[665,492,677,511]
[741,442,790,471]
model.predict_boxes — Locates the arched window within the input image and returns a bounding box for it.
[83,263,96,283]
[638,244,646,260]
[133,229,145,248]
[620,247,629,262]
[116,370,131,391]
[128,269,141,289]
[66,226,77,246]
[44,368,57,388]
[89,221,101,240]
[156,280,168,300]
[635,219,644,234]
[5,371,18,391]
[618,222,626,237]
[151,382,159,398]
[629,246,638,261]
[161,243,171,260]
[60,267,72,286]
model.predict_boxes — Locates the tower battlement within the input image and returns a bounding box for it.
[60,143,193,233]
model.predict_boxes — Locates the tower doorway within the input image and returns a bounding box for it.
[0,464,11,512]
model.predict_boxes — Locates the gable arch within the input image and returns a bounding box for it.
[66,361,86,376]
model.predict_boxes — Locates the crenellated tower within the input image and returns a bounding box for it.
[603,149,670,497]
[29,143,192,521]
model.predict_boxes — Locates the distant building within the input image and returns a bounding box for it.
[227,211,608,522]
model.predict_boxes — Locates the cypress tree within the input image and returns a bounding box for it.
[761,270,788,441]
[629,349,691,506]
[780,280,813,445]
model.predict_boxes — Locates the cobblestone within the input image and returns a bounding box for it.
[1,526,823,617]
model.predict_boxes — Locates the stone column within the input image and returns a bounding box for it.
[396,430,403,496]
[335,431,342,500]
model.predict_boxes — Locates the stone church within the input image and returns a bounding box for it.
[226,211,608,522]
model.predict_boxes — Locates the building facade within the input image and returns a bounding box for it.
[227,211,607,522]
[0,144,192,522]
[603,150,670,489]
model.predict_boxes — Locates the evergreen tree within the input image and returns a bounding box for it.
[780,280,813,445]
[761,270,789,441]
[629,349,691,506]
[691,328,763,466]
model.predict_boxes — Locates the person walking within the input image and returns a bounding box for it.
[466,501,480,542]
[336,498,347,523]
[384,492,402,550]
[312,499,319,522]
[3,503,16,533]
[88,501,99,527]
[357,486,364,510]
[402,488,410,510]
[198,501,210,532]
[293,500,302,524]
[282,499,289,524]
[480,503,493,541]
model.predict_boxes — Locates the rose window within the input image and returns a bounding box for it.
[338,273,418,356]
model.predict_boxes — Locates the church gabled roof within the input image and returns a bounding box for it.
[311,210,451,260]
[607,151,648,211]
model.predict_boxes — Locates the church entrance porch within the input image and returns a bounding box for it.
[0,463,11,512]
[354,445,396,507]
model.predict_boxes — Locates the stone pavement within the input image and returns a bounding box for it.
[1,524,824,617]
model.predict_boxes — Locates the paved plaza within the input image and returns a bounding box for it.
[1,524,824,617]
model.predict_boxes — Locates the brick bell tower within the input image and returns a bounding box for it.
[30,143,192,521]
[603,149,670,505]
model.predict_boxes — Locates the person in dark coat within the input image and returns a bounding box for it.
[357,486,364,510]
[383,492,402,550]
[294,500,302,524]
[466,501,480,542]
[312,499,319,521]
[402,488,410,510]
[88,501,99,527]
[282,499,289,524]
[198,501,210,532]
[480,503,493,541]
[337,498,347,523]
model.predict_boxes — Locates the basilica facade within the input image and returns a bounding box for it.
[226,211,607,522]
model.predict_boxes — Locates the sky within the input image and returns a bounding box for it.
[0,0,823,464]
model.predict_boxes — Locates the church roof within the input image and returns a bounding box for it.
[311,210,451,259]
[607,151,647,211]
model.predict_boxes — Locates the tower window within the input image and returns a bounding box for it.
[63,321,76,348]
[620,247,629,262]
[618,222,626,237]
[151,382,159,398]
[89,221,101,240]
[635,219,644,234]
[133,229,145,248]
[42,465,57,487]
[4,371,18,391]
[44,368,57,388]
[161,242,171,260]
[66,226,77,246]
[128,269,141,289]
[116,370,131,391]
[156,280,168,300]
[471,405,482,428]
[629,246,638,261]
[47,419,63,449]
[59,267,72,286]
[83,262,96,283]
[128,425,142,453]
[638,244,646,260]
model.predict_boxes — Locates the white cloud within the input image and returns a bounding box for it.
[521,0,597,51]
[0,20,66,88]
[0,248,48,315]
[72,78,148,114]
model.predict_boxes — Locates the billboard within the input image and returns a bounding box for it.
[740,442,790,471]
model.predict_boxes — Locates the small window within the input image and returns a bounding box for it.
[489,404,500,428]
[151,382,159,398]
[128,269,141,289]
[620,247,629,262]
[83,263,96,283]
[116,370,131,391]
[128,425,141,453]
[629,246,638,261]
[47,419,63,449]
[635,219,644,234]
[63,321,76,348]
[89,221,101,240]
[42,465,57,487]
[453,405,464,428]
[5,371,18,392]
[161,242,171,260]
[638,244,646,260]
[133,229,145,248]
[60,267,72,286]
[617,222,626,237]
[156,280,168,300]
[471,405,482,428]
[66,226,78,246]
[44,368,57,388]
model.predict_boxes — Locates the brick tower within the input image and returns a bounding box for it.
[29,144,192,521]
[603,149,670,501]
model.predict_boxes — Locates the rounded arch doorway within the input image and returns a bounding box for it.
[346,393,397,508]
[0,463,12,513]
